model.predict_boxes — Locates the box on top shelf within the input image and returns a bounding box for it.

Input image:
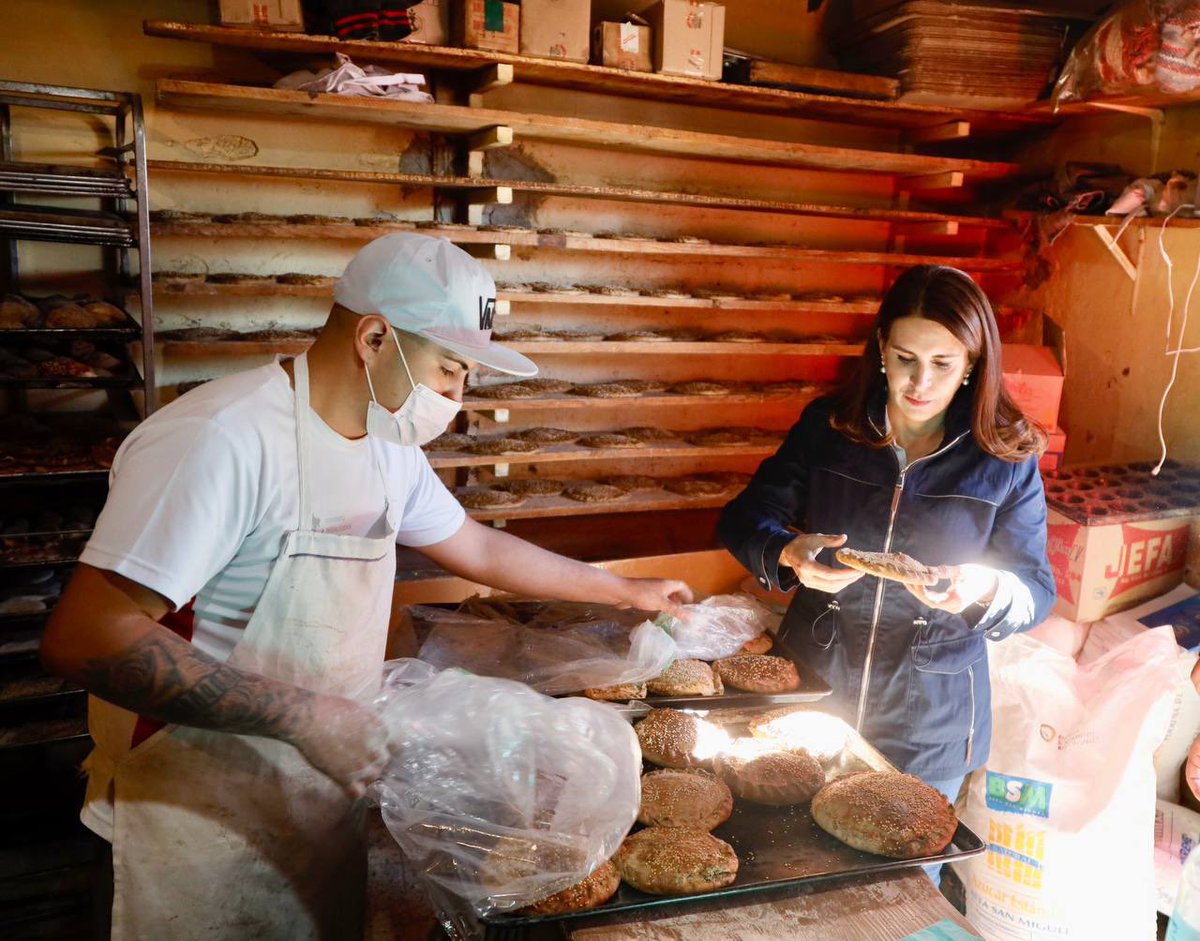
[643,0,727,81]
[593,18,653,72]
[1002,343,1064,430]
[457,0,519,53]
[405,0,448,45]
[217,0,305,31]
[1043,461,1200,622]
[520,0,590,63]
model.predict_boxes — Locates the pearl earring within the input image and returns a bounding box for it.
[962,373,972,386]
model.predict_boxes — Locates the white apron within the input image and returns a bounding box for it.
[97,353,397,940]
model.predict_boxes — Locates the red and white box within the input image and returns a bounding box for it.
[1047,510,1195,623]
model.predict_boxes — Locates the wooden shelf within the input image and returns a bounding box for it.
[425,437,782,469]
[501,340,864,356]
[496,291,881,312]
[145,278,892,313]
[155,80,1020,180]
[153,337,862,358]
[1029,90,1200,115]
[462,487,735,521]
[150,219,1016,270]
[1005,209,1200,230]
[148,160,1013,229]
[461,387,829,413]
[143,21,1055,136]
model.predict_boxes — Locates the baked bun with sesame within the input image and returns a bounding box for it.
[811,772,957,859]
[516,860,620,915]
[638,769,733,831]
[634,709,724,769]
[713,655,800,693]
[713,740,824,805]
[646,659,723,697]
[614,827,738,895]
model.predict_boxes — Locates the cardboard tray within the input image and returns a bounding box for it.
[475,705,984,938]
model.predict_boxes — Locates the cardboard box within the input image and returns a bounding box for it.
[405,0,448,45]
[217,0,304,31]
[457,0,519,53]
[1047,509,1196,622]
[520,0,590,62]
[643,0,727,81]
[1002,343,1064,430]
[1039,425,1066,472]
[593,20,654,72]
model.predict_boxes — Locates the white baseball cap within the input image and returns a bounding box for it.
[334,232,537,377]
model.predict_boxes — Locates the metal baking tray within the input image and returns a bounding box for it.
[477,704,984,938]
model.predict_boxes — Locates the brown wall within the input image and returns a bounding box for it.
[1011,107,1200,465]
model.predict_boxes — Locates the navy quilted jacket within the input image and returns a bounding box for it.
[718,391,1055,779]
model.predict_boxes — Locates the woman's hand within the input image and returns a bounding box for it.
[779,533,865,594]
[905,563,1000,614]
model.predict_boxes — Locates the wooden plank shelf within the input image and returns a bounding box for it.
[143,21,1055,135]
[426,437,781,469]
[150,219,1016,269]
[155,80,1021,179]
[461,487,736,521]
[496,291,881,312]
[152,337,863,358]
[144,278,892,313]
[1005,209,1200,230]
[461,387,830,413]
[501,340,865,356]
[147,160,1012,229]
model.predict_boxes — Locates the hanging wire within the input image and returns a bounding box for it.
[1151,203,1200,475]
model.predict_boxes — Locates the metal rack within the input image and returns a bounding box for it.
[0,79,156,411]
[0,84,152,873]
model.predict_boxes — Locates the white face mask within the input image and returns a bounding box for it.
[364,329,461,447]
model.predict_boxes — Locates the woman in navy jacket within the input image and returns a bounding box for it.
[719,265,1055,821]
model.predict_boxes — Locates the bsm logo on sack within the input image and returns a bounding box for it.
[985,771,1053,819]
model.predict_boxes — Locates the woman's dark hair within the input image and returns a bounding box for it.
[830,265,1047,462]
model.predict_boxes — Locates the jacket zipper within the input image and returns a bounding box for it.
[966,663,977,767]
[853,429,970,732]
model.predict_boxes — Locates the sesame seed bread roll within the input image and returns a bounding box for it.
[713,655,800,694]
[638,769,733,831]
[810,772,958,859]
[614,827,738,896]
[517,860,620,915]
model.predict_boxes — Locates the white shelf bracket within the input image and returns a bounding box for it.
[1091,223,1139,281]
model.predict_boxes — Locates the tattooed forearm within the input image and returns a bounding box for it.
[80,631,315,742]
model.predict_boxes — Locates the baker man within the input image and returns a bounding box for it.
[41,233,692,940]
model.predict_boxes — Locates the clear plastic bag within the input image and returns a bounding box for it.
[414,603,678,694]
[1054,1,1200,106]
[657,593,780,661]
[369,660,640,922]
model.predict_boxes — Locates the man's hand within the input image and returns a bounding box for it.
[289,695,394,800]
[779,533,865,594]
[612,577,694,617]
[905,563,1000,614]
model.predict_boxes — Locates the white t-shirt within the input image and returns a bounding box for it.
[81,359,465,661]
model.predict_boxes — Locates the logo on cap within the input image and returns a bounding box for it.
[478,297,496,331]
